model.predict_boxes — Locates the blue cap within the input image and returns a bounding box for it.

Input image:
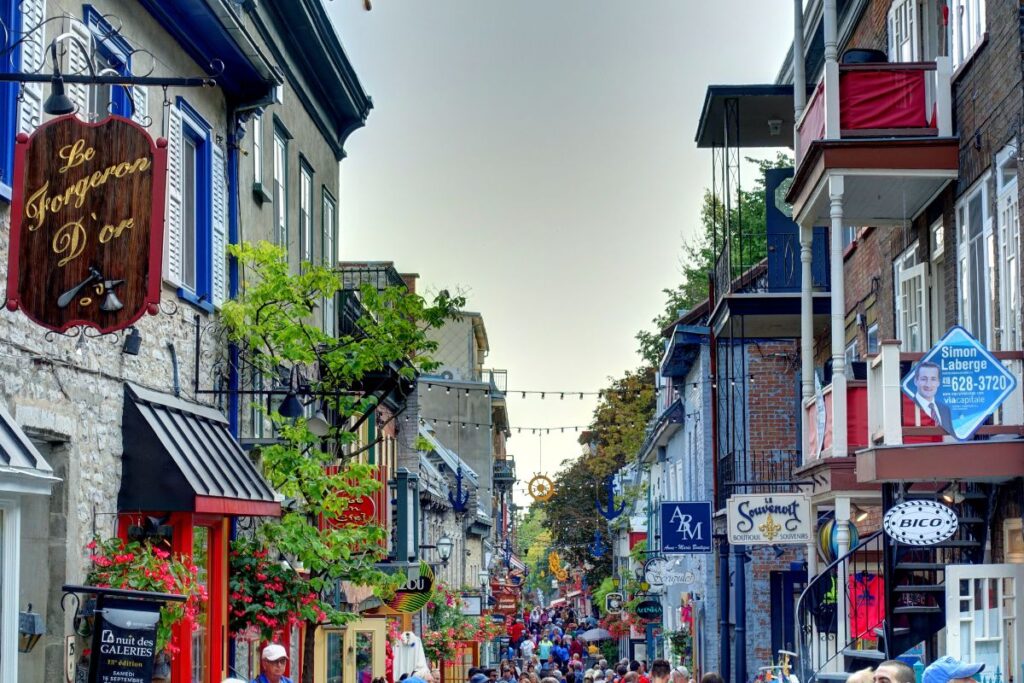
[923,656,985,683]
[470,675,489,683]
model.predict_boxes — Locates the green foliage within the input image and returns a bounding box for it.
[635,153,793,364]
[221,242,463,682]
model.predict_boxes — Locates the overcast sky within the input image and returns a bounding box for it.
[326,1,794,507]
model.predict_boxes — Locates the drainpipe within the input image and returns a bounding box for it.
[793,0,806,165]
[718,539,730,683]
[226,109,242,438]
[733,545,747,683]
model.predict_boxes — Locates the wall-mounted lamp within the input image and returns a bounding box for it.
[122,326,142,356]
[43,45,75,116]
[18,604,44,653]
[851,504,870,523]
[437,535,453,565]
[767,118,783,136]
[307,404,330,436]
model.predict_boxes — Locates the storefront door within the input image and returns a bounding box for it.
[945,564,1024,679]
[316,618,387,683]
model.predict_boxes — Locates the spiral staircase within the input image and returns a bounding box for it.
[797,482,994,683]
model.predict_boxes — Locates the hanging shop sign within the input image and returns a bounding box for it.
[660,501,713,554]
[900,325,1017,441]
[883,500,958,546]
[643,556,695,587]
[605,592,623,614]
[634,599,664,622]
[91,599,161,683]
[5,114,166,334]
[386,562,434,613]
[727,493,811,545]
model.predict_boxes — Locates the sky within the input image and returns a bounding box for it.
[326,1,794,507]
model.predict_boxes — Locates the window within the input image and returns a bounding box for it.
[930,218,948,342]
[951,0,986,70]
[887,0,918,62]
[845,340,859,370]
[164,98,226,311]
[273,122,289,251]
[866,323,880,355]
[0,0,45,195]
[299,159,314,264]
[997,143,1020,351]
[842,226,857,251]
[69,8,145,124]
[957,175,994,346]
[323,190,337,335]
[252,113,263,186]
[894,241,929,352]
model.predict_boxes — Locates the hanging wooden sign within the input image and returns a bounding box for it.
[5,114,167,334]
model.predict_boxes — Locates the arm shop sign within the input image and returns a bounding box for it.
[727,493,811,545]
[5,114,166,334]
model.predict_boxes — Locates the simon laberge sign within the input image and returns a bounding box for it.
[727,493,811,545]
[5,114,166,334]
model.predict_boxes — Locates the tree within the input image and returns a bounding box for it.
[636,153,792,364]
[221,241,463,683]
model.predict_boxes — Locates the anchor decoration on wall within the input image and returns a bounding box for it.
[503,536,513,568]
[595,475,626,520]
[448,465,470,513]
[588,529,608,559]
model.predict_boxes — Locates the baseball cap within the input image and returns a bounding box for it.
[470,674,490,683]
[923,656,985,683]
[261,643,288,662]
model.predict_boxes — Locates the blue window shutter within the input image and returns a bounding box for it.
[211,143,227,308]
[17,0,45,134]
[164,104,184,286]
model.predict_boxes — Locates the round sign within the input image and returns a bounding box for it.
[643,557,668,586]
[635,599,663,621]
[883,500,958,546]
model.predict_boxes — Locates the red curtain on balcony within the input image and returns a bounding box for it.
[840,70,928,130]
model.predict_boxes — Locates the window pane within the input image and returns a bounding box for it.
[182,137,198,290]
[356,632,374,683]
[191,526,210,683]
[300,167,313,262]
[326,632,343,683]
[253,114,263,184]
[274,134,287,246]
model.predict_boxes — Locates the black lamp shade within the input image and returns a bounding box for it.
[43,77,75,116]
[278,392,304,419]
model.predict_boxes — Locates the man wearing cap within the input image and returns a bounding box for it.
[923,656,986,683]
[253,643,292,683]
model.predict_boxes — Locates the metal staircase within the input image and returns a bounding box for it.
[797,483,993,683]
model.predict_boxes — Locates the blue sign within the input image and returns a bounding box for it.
[900,325,1017,441]
[660,501,712,554]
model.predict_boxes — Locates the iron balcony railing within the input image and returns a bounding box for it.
[715,448,800,511]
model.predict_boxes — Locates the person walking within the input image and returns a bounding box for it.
[649,660,671,683]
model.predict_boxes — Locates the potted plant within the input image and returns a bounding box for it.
[85,537,208,676]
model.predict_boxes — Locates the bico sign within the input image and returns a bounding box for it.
[883,500,958,546]
[5,115,166,334]
[727,493,811,545]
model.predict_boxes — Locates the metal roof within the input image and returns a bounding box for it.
[418,425,479,485]
[695,84,801,149]
[0,400,53,474]
[119,383,279,516]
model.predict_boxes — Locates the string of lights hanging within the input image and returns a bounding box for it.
[421,373,777,398]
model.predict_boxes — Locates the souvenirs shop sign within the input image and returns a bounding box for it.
[5,114,166,334]
[727,493,812,545]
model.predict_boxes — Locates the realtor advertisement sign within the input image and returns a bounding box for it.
[900,325,1017,441]
[660,501,712,554]
[727,493,811,545]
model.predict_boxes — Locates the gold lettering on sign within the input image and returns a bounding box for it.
[52,219,86,267]
[22,157,151,232]
[98,217,133,243]
[58,139,96,173]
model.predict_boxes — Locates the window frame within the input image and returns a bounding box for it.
[996,142,1020,351]
[0,0,23,199]
[950,0,987,72]
[251,112,264,188]
[322,188,338,335]
[176,97,213,312]
[272,120,290,255]
[299,157,314,265]
[956,172,994,347]
[893,240,929,352]
[887,0,919,62]
[84,5,131,119]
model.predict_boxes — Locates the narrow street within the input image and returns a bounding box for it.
[0,2,1018,683]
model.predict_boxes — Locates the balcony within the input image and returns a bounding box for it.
[788,59,957,226]
[493,457,516,486]
[716,448,799,512]
[855,341,1024,484]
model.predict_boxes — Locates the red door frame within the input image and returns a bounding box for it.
[116,512,228,683]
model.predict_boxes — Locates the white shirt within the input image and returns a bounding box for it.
[521,640,536,658]
[394,632,429,679]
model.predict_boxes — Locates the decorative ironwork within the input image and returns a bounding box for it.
[448,465,470,513]
[595,475,625,521]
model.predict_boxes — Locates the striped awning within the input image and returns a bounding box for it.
[0,400,57,494]
[118,383,280,516]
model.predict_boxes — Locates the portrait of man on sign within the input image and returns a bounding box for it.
[911,361,955,434]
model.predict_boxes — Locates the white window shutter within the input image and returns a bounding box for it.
[164,105,183,286]
[131,86,148,125]
[211,144,227,308]
[67,20,91,118]
[17,0,45,134]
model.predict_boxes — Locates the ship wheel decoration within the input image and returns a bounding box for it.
[528,474,555,502]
